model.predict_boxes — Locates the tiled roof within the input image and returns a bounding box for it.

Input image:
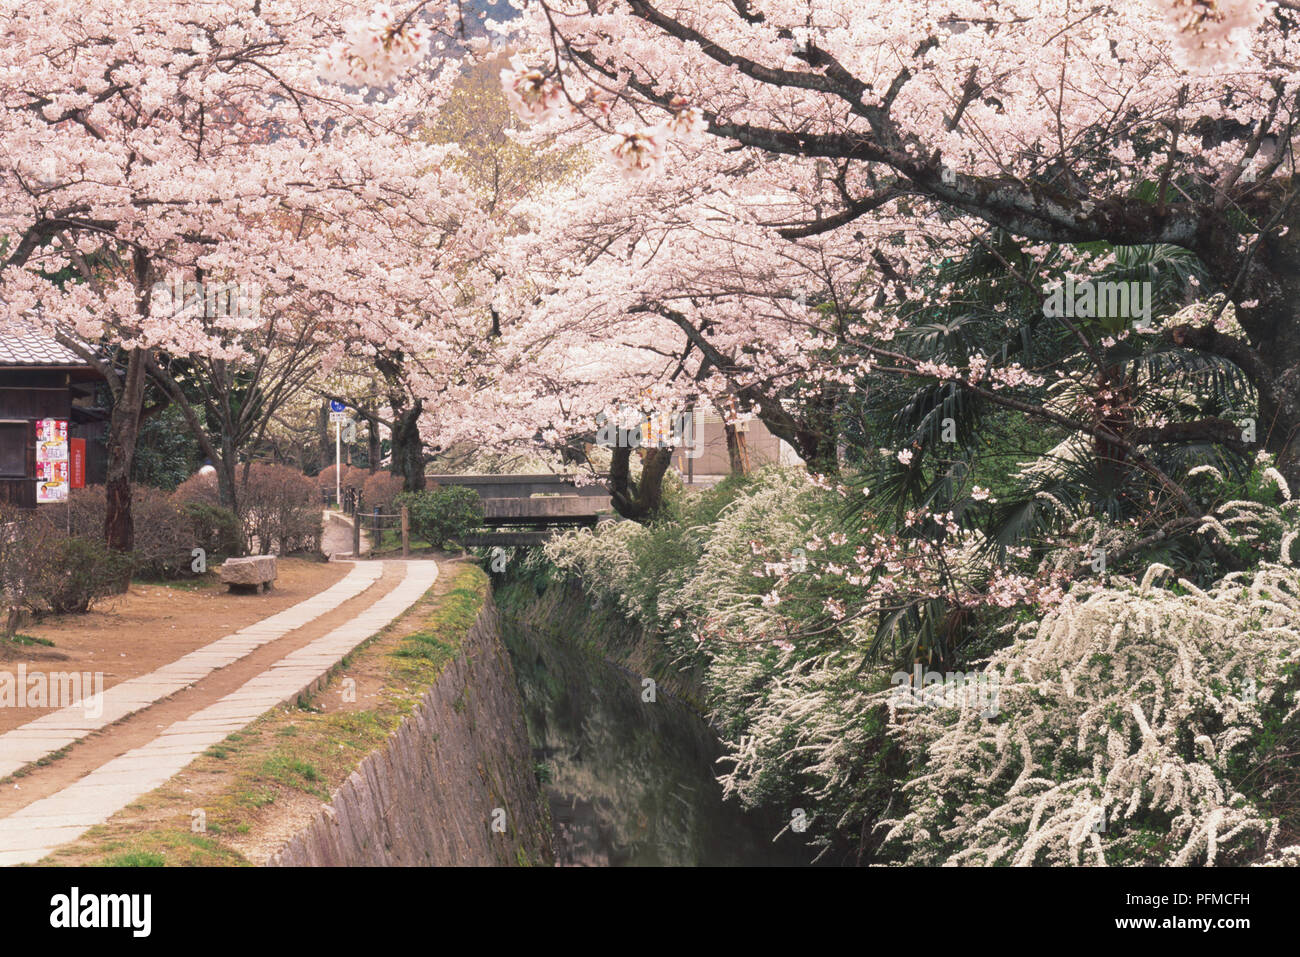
[0,322,92,367]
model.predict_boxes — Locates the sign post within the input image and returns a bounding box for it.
[329,400,347,507]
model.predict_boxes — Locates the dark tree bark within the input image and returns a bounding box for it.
[216,419,239,511]
[389,401,426,492]
[1169,201,1300,488]
[104,346,148,561]
[733,381,840,474]
[1093,363,1132,493]
[376,353,426,492]
[780,386,841,475]
[609,445,674,520]
[366,413,381,473]
[653,307,842,474]
[102,250,158,581]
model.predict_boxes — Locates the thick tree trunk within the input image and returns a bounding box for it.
[215,433,239,514]
[1094,363,1132,494]
[389,402,425,492]
[609,445,674,520]
[658,306,840,473]
[1185,203,1300,491]
[104,347,149,565]
[1245,225,1300,485]
[101,251,159,584]
[376,353,425,492]
[744,383,840,475]
[1260,390,1300,486]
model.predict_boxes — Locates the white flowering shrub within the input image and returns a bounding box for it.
[678,468,832,643]
[544,469,828,637]
[542,457,1300,863]
[542,518,651,620]
[879,514,1300,865]
[544,468,899,852]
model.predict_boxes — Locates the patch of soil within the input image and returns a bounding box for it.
[0,559,350,734]
[0,643,70,663]
[44,563,460,867]
[0,562,404,814]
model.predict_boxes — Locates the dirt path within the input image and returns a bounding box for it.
[45,560,459,867]
[321,510,370,558]
[0,559,350,734]
[0,560,441,865]
[0,563,405,815]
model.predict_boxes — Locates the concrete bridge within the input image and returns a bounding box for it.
[427,474,613,546]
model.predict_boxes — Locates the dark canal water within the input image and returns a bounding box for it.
[501,606,815,867]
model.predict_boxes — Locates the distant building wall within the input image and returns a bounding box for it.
[672,410,793,478]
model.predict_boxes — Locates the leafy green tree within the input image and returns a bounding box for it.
[130,403,204,490]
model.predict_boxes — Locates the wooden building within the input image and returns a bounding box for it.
[0,325,106,508]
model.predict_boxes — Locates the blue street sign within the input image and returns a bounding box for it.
[329,399,346,413]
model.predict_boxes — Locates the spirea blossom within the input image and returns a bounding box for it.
[879,494,1300,866]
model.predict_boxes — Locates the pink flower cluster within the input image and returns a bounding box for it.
[318,5,428,86]
[500,59,566,122]
[606,98,707,181]
[1160,0,1266,71]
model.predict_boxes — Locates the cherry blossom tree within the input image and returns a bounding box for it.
[382,73,833,509]
[0,0,487,550]
[480,0,1299,491]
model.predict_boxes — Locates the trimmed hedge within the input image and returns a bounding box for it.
[394,486,483,549]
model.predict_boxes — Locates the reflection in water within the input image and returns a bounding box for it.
[503,613,814,867]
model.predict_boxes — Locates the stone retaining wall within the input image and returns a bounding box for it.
[266,594,553,866]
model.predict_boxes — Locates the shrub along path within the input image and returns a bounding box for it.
[0,559,439,866]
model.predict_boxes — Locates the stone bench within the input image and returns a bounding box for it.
[220,555,278,593]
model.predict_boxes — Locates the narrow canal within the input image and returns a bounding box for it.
[499,587,815,866]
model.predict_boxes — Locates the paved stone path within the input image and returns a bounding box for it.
[0,563,383,780]
[321,510,371,558]
[0,560,438,866]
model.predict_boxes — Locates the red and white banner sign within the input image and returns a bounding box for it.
[69,437,86,490]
